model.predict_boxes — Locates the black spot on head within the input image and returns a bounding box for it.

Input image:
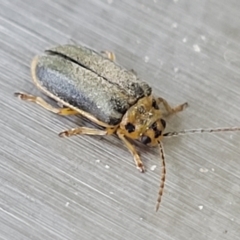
[151,121,162,138]
[151,121,158,131]
[152,99,159,109]
[141,135,151,145]
[154,130,162,138]
[125,122,135,133]
[161,119,166,128]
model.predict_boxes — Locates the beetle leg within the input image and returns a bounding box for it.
[101,51,116,61]
[14,92,78,115]
[59,126,116,137]
[117,129,145,172]
[156,97,188,116]
[59,127,109,137]
[15,92,118,128]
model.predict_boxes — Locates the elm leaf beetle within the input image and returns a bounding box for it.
[15,44,240,211]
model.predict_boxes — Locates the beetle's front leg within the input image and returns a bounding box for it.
[156,97,188,116]
[14,92,78,115]
[117,129,145,173]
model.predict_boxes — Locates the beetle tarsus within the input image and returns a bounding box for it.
[58,131,69,137]
[176,102,189,112]
[137,164,145,173]
[14,92,23,99]
[157,97,188,116]
[14,92,33,101]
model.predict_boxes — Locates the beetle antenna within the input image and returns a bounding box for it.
[163,127,240,138]
[156,141,166,212]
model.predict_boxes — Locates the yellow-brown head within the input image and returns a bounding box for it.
[119,95,166,145]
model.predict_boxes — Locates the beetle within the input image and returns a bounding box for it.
[15,44,240,211]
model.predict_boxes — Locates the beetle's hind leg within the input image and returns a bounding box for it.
[156,97,188,116]
[117,129,145,172]
[14,92,78,115]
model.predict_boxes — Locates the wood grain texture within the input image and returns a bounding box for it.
[1,0,240,239]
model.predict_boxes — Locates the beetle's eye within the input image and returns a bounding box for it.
[125,122,135,133]
[154,129,162,138]
[151,121,157,131]
[141,135,151,145]
[152,99,159,109]
[151,121,162,138]
[161,119,166,129]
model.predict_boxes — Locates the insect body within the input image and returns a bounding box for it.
[16,44,187,169]
[15,44,240,211]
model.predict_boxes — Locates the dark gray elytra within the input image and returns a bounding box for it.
[34,45,152,125]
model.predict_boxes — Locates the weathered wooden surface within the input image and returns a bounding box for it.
[1,0,240,239]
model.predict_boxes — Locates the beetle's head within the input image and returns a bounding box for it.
[120,95,166,146]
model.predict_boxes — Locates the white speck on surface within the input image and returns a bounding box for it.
[150,165,157,171]
[229,134,233,139]
[182,37,187,43]
[198,205,203,210]
[109,191,114,195]
[201,35,206,41]
[211,168,215,172]
[96,159,101,163]
[105,165,110,169]
[171,22,178,28]
[65,202,70,207]
[193,44,201,52]
[153,0,157,3]
[136,39,141,44]
[173,67,179,73]
[107,0,113,4]
[173,0,178,2]
[231,218,235,221]
[25,194,35,202]
[139,217,143,221]
[229,202,232,205]
[199,168,208,173]
[144,56,149,63]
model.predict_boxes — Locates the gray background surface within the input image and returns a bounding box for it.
[1,0,240,239]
